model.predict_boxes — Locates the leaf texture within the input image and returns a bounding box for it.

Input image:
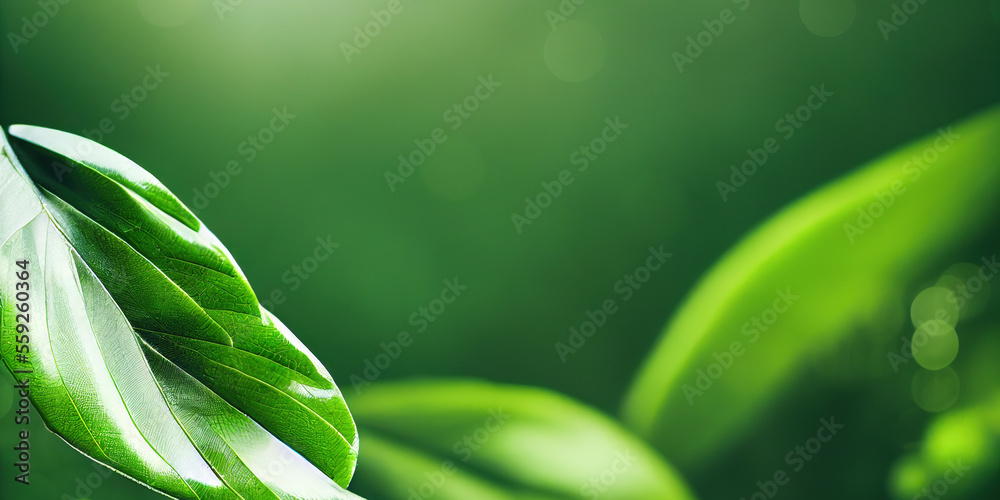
[0,126,361,500]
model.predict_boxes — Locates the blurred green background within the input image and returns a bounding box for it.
[2,0,1000,499]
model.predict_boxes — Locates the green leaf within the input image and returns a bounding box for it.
[621,105,1000,469]
[0,126,361,499]
[889,324,1000,499]
[348,379,696,500]
[889,392,1000,500]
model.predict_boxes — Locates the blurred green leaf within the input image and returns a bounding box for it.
[0,126,361,499]
[889,393,1000,500]
[349,379,695,500]
[622,104,1000,469]
[890,324,1000,499]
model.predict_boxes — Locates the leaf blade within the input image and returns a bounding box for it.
[349,379,696,500]
[621,105,1000,468]
[0,126,362,499]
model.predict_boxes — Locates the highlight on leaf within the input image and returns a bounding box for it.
[0,125,362,500]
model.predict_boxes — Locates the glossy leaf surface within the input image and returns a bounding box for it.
[0,126,361,500]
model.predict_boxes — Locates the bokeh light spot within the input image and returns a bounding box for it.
[544,21,606,83]
[799,0,856,37]
[936,262,990,320]
[925,412,989,465]
[911,367,960,413]
[889,455,928,499]
[911,320,959,371]
[421,139,487,201]
[137,0,200,28]
[910,286,959,328]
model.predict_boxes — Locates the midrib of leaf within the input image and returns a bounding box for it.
[39,178,333,387]
[4,137,355,499]
[138,339,274,500]
[35,185,208,500]
[0,149,116,471]
[36,177,303,500]
[37,186,236,347]
[38,185,356,474]
[1,149,118,470]
[8,127,359,488]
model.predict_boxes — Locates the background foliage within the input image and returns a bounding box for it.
[1,1,999,499]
